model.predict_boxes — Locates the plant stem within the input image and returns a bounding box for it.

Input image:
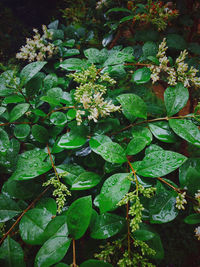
[126,202,131,258]
[46,144,59,181]
[0,186,50,245]
[111,114,195,135]
[72,239,77,267]
[0,121,32,127]
[127,159,139,194]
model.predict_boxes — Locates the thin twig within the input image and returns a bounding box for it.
[127,159,139,194]
[72,239,77,267]
[46,144,59,180]
[126,202,131,258]
[0,121,32,127]
[0,186,50,245]
[111,115,195,135]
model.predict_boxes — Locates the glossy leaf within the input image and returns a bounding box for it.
[71,172,101,190]
[133,223,155,241]
[96,142,127,164]
[9,149,52,180]
[99,173,131,213]
[57,131,87,149]
[146,231,164,260]
[149,182,178,223]
[126,137,147,155]
[36,198,57,215]
[9,103,30,122]
[80,259,113,267]
[149,121,177,143]
[20,61,47,85]
[0,194,21,222]
[57,164,85,186]
[117,93,147,119]
[19,208,52,245]
[0,128,10,154]
[132,67,151,84]
[50,112,67,126]
[14,124,30,140]
[179,158,200,195]
[131,126,152,145]
[169,119,200,147]
[184,214,200,224]
[60,58,87,71]
[136,150,187,177]
[164,83,189,116]
[90,213,125,239]
[43,215,68,241]
[34,236,71,267]
[89,135,112,154]
[67,196,92,240]
[0,237,25,267]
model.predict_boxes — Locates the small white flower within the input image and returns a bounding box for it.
[194,226,200,240]
[176,192,187,210]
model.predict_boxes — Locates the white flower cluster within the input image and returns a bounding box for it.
[69,65,120,125]
[195,189,200,213]
[16,25,57,62]
[96,0,107,9]
[175,192,187,210]
[194,226,200,241]
[150,38,200,87]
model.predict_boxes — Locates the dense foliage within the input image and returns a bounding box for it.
[0,0,200,266]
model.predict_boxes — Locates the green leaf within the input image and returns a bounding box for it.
[34,236,71,267]
[96,142,127,164]
[43,215,68,241]
[84,48,101,64]
[106,7,132,15]
[20,61,47,85]
[0,128,10,154]
[2,180,38,200]
[25,72,44,97]
[19,208,52,245]
[146,231,164,260]
[133,224,155,241]
[99,173,131,213]
[9,149,52,180]
[149,121,177,143]
[67,196,92,240]
[136,151,187,177]
[32,124,49,143]
[166,34,187,50]
[3,95,25,104]
[117,93,147,119]
[132,67,151,84]
[71,172,101,190]
[131,126,152,145]
[36,198,57,215]
[14,124,30,140]
[142,42,158,57]
[60,58,87,71]
[9,103,30,122]
[119,15,134,24]
[169,119,200,147]
[64,49,80,57]
[126,137,147,155]
[90,213,125,239]
[164,83,189,116]
[0,237,25,267]
[66,109,76,121]
[50,112,67,126]
[0,70,16,96]
[145,144,164,155]
[89,135,112,154]
[0,194,21,222]
[57,164,85,186]
[103,48,134,66]
[80,259,113,267]
[179,158,200,195]
[44,73,58,91]
[184,214,200,224]
[149,182,178,223]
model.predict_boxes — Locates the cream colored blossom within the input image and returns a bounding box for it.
[176,192,187,210]
[194,226,200,241]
